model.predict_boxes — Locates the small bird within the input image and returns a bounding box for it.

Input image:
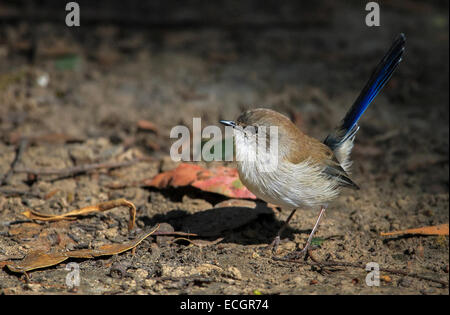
[220,34,406,258]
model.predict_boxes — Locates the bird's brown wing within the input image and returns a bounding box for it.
[285,132,359,190]
[322,157,359,190]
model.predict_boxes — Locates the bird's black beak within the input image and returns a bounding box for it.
[220,120,236,128]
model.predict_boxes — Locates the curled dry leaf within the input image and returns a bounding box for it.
[380,223,449,237]
[22,198,136,231]
[4,225,160,274]
[144,163,256,199]
[5,250,68,273]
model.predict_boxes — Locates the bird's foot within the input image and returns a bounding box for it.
[272,243,314,262]
[267,235,281,254]
[282,246,309,261]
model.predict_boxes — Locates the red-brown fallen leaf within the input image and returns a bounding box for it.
[8,223,43,238]
[380,223,449,236]
[144,163,256,199]
[5,250,68,273]
[192,166,256,199]
[147,163,203,188]
[137,120,158,133]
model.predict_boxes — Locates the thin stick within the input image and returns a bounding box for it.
[0,138,28,186]
[22,198,137,231]
[272,253,449,287]
[0,187,41,198]
[152,231,197,237]
[14,159,146,177]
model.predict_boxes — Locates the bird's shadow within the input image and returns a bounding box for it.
[140,200,308,246]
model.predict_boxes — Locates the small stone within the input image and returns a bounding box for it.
[398,278,412,288]
[125,279,136,288]
[144,278,157,288]
[162,263,223,278]
[281,241,296,252]
[225,266,242,280]
[396,198,409,210]
[195,263,223,275]
[293,276,306,286]
[103,227,119,239]
[133,268,148,279]
[24,283,41,292]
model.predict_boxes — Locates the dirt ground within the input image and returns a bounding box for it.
[0,1,448,294]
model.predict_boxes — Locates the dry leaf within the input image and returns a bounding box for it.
[22,198,136,231]
[381,223,449,236]
[8,222,43,238]
[192,166,256,199]
[144,163,256,199]
[6,250,68,273]
[4,225,160,273]
[137,120,158,133]
[148,163,202,188]
[66,225,160,258]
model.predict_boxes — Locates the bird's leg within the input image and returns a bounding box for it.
[285,206,327,260]
[270,208,297,254]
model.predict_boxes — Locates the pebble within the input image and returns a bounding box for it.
[225,266,242,280]
[398,278,412,288]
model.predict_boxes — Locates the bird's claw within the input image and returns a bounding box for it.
[282,247,309,261]
[269,235,281,254]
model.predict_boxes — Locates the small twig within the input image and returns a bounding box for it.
[272,254,449,287]
[104,181,140,189]
[153,276,214,284]
[1,219,34,227]
[171,237,223,248]
[14,159,146,177]
[0,138,28,186]
[0,187,41,198]
[306,250,336,275]
[152,231,197,237]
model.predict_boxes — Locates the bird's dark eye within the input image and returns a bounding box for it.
[242,125,258,136]
[250,126,259,135]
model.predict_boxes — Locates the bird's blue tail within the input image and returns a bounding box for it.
[325,33,406,150]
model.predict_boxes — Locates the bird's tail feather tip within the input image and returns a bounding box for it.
[325,33,406,151]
